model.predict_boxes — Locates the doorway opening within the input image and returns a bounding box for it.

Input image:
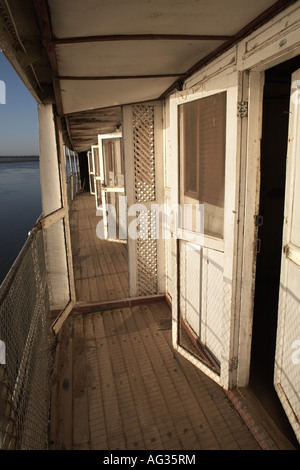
[250,55,300,446]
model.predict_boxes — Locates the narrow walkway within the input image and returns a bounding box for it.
[70,192,128,303]
[49,300,296,451]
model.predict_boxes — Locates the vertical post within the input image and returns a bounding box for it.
[55,115,77,306]
[37,103,70,310]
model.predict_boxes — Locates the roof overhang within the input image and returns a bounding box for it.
[0,0,297,152]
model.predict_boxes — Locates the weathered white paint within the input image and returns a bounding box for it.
[37,104,70,309]
[241,3,300,71]
[55,116,77,306]
[46,0,280,117]
[275,69,300,442]
[236,71,265,387]
[49,0,276,37]
[167,71,243,388]
[164,2,300,394]
[57,41,223,77]
[60,77,176,115]
[38,104,62,215]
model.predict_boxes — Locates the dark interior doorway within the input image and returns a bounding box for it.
[250,55,300,447]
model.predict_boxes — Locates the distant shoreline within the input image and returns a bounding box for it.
[0,156,39,163]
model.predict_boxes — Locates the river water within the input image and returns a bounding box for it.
[0,160,42,284]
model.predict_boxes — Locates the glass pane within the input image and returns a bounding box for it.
[93,147,100,176]
[291,121,300,248]
[179,92,226,239]
[198,93,226,209]
[180,101,198,197]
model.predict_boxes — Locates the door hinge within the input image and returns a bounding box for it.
[237,101,248,118]
[229,357,238,371]
[255,215,263,227]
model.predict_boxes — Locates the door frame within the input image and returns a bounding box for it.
[237,57,300,390]
[235,71,265,387]
[169,70,246,388]
[87,148,96,195]
[97,133,123,239]
[274,69,300,441]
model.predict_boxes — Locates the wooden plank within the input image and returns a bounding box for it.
[97,246,110,275]
[83,314,108,449]
[49,335,61,448]
[72,315,90,449]
[119,306,183,450]
[129,304,198,449]
[54,34,232,45]
[54,318,73,449]
[111,308,163,449]
[70,193,130,303]
[103,274,115,299]
[77,278,90,303]
[109,273,126,299]
[119,272,129,294]
[59,73,182,80]
[88,276,100,302]
[96,278,109,302]
[93,312,126,449]
[148,301,242,449]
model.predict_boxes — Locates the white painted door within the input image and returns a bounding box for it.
[170,71,244,387]
[97,134,124,239]
[87,150,95,195]
[274,71,300,442]
[91,145,102,209]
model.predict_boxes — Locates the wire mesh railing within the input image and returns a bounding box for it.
[0,225,54,450]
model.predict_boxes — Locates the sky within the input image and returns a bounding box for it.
[0,50,39,156]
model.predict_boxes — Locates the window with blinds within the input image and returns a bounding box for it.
[179,92,226,238]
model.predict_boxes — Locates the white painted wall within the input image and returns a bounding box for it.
[163,2,300,390]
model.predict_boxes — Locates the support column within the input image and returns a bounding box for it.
[38,103,70,310]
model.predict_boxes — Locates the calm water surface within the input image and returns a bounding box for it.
[0,161,42,284]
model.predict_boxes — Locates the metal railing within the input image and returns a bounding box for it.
[0,225,54,450]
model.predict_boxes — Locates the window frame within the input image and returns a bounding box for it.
[180,92,227,206]
[178,91,227,240]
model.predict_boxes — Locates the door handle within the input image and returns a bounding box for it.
[257,238,261,254]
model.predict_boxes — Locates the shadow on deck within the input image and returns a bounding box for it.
[50,300,264,450]
[50,192,297,451]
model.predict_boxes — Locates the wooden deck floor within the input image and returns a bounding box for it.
[70,192,128,303]
[50,300,264,451]
[55,192,297,451]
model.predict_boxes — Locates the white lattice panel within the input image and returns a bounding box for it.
[137,211,158,296]
[132,105,158,295]
[133,105,156,203]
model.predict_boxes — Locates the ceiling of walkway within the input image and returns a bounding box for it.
[0,0,296,152]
